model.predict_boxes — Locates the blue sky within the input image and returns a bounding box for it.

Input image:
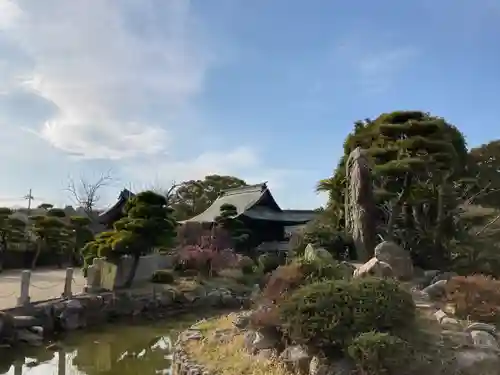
[0,0,499,210]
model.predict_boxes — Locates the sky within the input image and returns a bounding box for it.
[0,0,499,210]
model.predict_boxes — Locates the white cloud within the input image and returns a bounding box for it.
[334,35,419,94]
[357,47,418,93]
[0,0,316,209]
[0,0,212,159]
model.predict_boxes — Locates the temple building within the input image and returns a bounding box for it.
[98,183,317,252]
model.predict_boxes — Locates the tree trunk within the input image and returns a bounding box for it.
[123,254,141,288]
[31,239,43,269]
[0,236,7,273]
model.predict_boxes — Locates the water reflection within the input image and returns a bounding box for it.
[0,318,196,375]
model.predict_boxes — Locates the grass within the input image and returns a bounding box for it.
[184,314,296,375]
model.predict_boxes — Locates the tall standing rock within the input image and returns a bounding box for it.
[345,147,376,262]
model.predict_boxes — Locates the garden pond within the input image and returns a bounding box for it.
[0,314,206,375]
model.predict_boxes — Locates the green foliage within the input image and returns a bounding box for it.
[347,331,412,375]
[151,269,175,284]
[318,111,471,269]
[214,203,251,254]
[30,214,74,268]
[170,175,247,220]
[47,208,66,218]
[278,278,416,356]
[466,140,500,209]
[82,190,178,286]
[0,208,27,264]
[257,253,282,274]
[238,256,255,274]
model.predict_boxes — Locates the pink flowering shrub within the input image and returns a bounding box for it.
[177,245,240,273]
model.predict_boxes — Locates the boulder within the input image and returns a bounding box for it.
[470,330,499,350]
[304,244,334,263]
[16,329,43,347]
[0,312,15,342]
[430,271,457,285]
[374,241,413,280]
[465,322,497,335]
[279,345,311,374]
[422,279,448,299]
[455,349,499,371]
[353,257,393,279]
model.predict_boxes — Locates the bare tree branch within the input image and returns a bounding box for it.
[66,170,114,216]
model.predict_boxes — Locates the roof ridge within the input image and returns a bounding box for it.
[221,182,267,196]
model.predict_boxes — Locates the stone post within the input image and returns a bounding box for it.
[62,267,73,299]
[84,265,98,293]
[17,270,31,307]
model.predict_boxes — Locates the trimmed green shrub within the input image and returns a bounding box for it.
[348,331,412,375]
[348,277,416,334]
[278,278,416,356]
[258,253,282,274]
[151,269,175,284]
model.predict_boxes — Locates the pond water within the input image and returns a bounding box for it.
[0,314,204,375]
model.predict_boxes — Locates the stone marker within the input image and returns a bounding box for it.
[63,268,73,299]
[17,270,31,307]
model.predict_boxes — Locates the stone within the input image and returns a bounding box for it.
[434,309,447,323]
[353,257,393,279]
[16,329,43,346]
[345,147,377,262]
[234,311,251,329]
[0,312,15,342]
[455,349,499,370]
[304,244,334,263]
[422,279,447,299]
[252,330,278,350]
[440,317,460,329]
[182,330,203,341]
[243,330,257,353]
[470,330,500,350]
[12,315,40,329]
[279,345,311,374]
[374,241,414,280]
[29,326,44,336]
[430,271,457,285]
[466,322,497,335]
[256,348,278,359]
[440,330,473,347]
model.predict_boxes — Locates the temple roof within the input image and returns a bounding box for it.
[184,183,316,225]
[98,189,135,225]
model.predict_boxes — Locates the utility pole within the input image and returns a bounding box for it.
[24,189,34,215]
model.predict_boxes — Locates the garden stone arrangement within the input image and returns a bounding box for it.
[0,285,250,349]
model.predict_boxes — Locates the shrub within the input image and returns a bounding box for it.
[176,245,240,274]
[151,269,175,284]
[445,275,500,323]
[262,258,350,303]
[279,278,416,356]
[348,277,416,334]
[258,253,282,274]
[238,256,255,274]
[347,331,412,375]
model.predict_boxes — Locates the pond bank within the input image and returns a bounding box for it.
[0,282,251,349]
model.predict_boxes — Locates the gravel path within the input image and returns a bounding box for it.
[0,268,86,309]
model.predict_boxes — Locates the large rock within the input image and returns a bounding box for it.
[422,279,448,299]
[279,345,311,374]
[0,312,15,342]
[353,257,393,279]
[304,244,334,263]
[374,241,413,280]
[345,147,377,262]
[470,330,500,350]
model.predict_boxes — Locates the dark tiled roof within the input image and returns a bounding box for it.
[184,183,317,225]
